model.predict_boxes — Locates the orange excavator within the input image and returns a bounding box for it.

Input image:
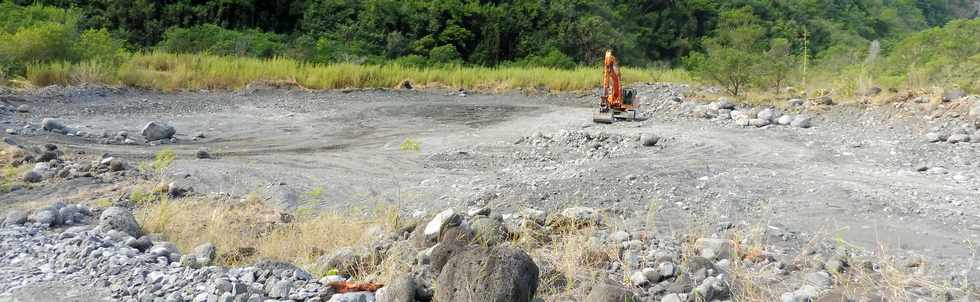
[593,49,639,123]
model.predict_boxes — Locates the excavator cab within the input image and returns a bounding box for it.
[593,50,640,123]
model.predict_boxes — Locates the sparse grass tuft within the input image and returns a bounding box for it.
[399,138,421,152]
[135,193,393,275]
[151,149,176,172]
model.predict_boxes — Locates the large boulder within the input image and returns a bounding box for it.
[375,275,416,302]
[21,170,42,183]
[943,88,967,102]
[98,207,142,237]
[28,208,59,227]
[791,115,812,128]
[141,121,176,141]
[423,208,461,242]
[317,247,369,275]
[470,216,508,247]
[694,238,733,260]
[435,245,539,302]
[3,209,28,226]
[585,282,638,302]
[757,108,778,122]
[640,133,660,147]
[41,118,66,131]
[181,243,216,268]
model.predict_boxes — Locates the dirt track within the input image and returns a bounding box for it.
[2,85,979,283]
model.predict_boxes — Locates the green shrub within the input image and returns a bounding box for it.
[159,24,284,58]
[0,22,76,73]
[507,49,576,69]
[74,29,127,62]
[391,55,426,68]
[313,38,375,64]
[429,44,461,65]
[0,2,78,33]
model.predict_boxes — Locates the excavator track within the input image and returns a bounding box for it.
[593,108,614,124]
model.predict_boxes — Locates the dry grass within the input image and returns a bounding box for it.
[135,193,395,275]
[21,52,692,92]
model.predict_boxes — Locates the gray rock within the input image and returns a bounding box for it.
[470,216,508,247]
[925,132,943,143]
[757,108,778,121]
[716,99,735,110]
[183,243,216,268]
[749,118,770,127]
[268,279,292,299]
[658,262,676,278]
[41,118,66,131]
[947,133,971,144]
[16,104,29,112]
[695,238,732,260]
[196,148,211,159]
[29,208,58,227]
[141,121,176,141]
[693,276,729,301]
[423,208,460,241]
[734,119,750,127]
[776,115,793,125]
[791,116,812,128]
[815,95,834,105]
[435,245,539,302]
[4,209,28,226]
[549,207,599,228]
[609,231,630,242]
[787,99,804,107]
[630,271,649,286]
[108,159,126,172]
[22,170,42,183]
[58,205,82,224]
[640,133,660,147]
[98,207,142,237]
[317,247,366,275]
[374,275,414,302]
[661,294,684,302]
[328,292,374,302]
[803,271,833,289]
[970,97,980,120]
[730,110,751,121]
[126,237,153,251]
[584,282,638,302]
[642,267,661,283]
[943,88,966,101]
[825,258,847,274]
[717,109,732,120]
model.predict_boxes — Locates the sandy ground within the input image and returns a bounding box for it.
[2,85,979,291]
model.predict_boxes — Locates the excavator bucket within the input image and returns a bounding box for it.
[593,108,614,124]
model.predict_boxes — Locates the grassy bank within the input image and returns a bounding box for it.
[22,52,693,92]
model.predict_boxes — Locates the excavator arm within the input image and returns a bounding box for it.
[602,50,623,108]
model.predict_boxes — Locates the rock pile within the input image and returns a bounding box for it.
[924,124,980,144]
[0,207,337,302]
[3,143,135,190]
[515,130,645,159]
[692,100,813,129]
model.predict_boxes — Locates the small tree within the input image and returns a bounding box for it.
[686,8,766,96]
[766,38,794,93]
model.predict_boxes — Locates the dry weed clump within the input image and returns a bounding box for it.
[135,193,390,274]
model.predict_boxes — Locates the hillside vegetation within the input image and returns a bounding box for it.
[0,0,977,95]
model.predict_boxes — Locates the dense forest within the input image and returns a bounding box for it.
[1,0,978,94]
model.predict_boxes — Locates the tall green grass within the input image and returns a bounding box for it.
[24,52,692,92]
